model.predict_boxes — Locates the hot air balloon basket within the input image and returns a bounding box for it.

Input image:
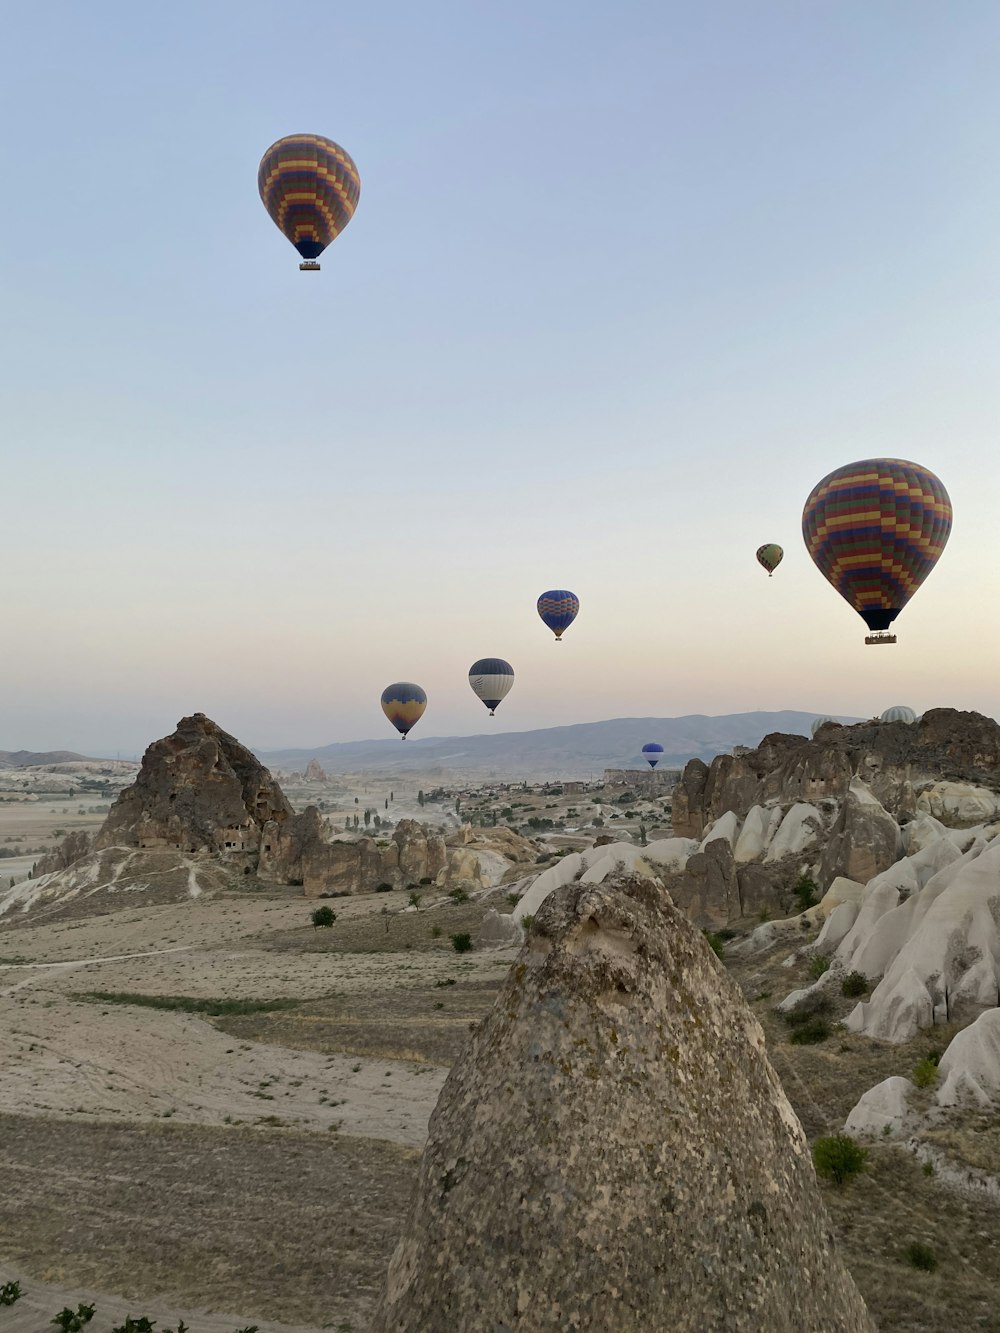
[299,261,321,271]
[864,633,898,646]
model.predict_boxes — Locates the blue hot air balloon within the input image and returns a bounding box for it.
[537,590,579,641]
[641,742,664,770]
[469,658,514,716]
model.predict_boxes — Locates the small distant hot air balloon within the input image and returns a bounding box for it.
[258,134,360,271]
[469,658,514,716]
[756,543,783,577]
[880,705,917,724]
[537,590,579,641]
[380,682,426,739]
[802,458,952,644]
[641,742,664,769]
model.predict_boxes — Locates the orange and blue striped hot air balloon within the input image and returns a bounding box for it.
[802,458,952,641]
[258,134,360,271]
[537,590,579,641]
[381,682,427,739]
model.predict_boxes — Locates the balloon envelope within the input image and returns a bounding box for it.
[756,543,783,576]
[880,705,917,724]
[802,458,952,633]
[641,742,664,770]
[258,134,360,262]
[810,716,840,738]
[537,590,579,640]
[468,658,514,715]
[380,682,427,738]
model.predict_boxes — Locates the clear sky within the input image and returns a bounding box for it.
[3,1,998,756]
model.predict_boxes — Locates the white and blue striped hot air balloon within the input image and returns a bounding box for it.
[641,742,664,769]
[880,705,917,724]
[469,658,514,716]
[811,716,840,738]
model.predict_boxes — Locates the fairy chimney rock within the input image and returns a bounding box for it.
[95,713,293,859]
[371,871,874,1333]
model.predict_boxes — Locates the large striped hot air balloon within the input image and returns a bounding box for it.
[880,705,917,724]
[537,590,579,641]
[258,134,360,271]
[380,682,427,739]
[756,543,783,576]
[802,459,952,644]
[468,658,514,716]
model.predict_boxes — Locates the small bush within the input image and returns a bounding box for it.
[311,906,336,928]
[52,1306,96,1332]
[430,925,443,938]
[808,954,831,979]
[451,933,473,953]
[506,892,520,907]
[419,876,433,885]
[841,971,868,998]
[789,1018,831,1045]
[375,883,394,892]
[812,1134,867,1185]
[903,1241,937,1271]
[407,892,422,909]
[911,1057,940,1089]
[792,874,819,912]
[703,931,725,959]
[449,888,470,904]
[0,1282,21,1307]
[110,1320,155,1333]
[521,914,535,930]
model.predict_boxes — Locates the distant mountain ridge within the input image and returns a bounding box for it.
[0,748,92,768]
[260,711,860,780]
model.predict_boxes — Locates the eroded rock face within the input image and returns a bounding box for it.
[371,872,875,1333]
[95,714,293,859]
[817,780,902,889]
[674,709,1000,835]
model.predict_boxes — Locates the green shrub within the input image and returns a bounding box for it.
[430,925,443,938]
[812,1134,868,1185]
[310,906,336,928]
[407,891,422,909]
[449,888,470,904]
[0,1283,21,1307]
[911,1057,940,1089]
[791,874,819,912]
[375,883,394,892]
[703,931,725,959]
[902,1241,937,1271]
[789,1018,831,1045]
[51,1306,96,1332]
[521,914,535,930]
[506,892,520,907]
[808,954,831,979]
[110,1320,155,1333]
[841,971,868,998]
[451,933,473,953]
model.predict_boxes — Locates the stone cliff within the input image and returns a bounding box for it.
[673,709,1000,838]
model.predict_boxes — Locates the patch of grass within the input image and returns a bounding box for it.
[788,1018,831,1045]
[0,955,33,966]
[808,954,831,979]
[841,970,869,997]
[812,1134,867,1186]
[902,1241,937,1271]
[703,930,726,959]
[791,873,819,912]
[521,914,535,930]
[77,992,303,1017]
[911,1056,940,1089]
[51,1304,96,1331]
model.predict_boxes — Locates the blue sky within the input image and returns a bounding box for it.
[3,1,999,754]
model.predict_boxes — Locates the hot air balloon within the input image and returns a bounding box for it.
[641,742,664,769]
[380,682,426,739]
[468,658,514,716]
[802,458,952,644]
[537,590,579,641]
[810,716,840,738]
[880,705,917,724]
[258,134,360,271]
[756,543,783,576]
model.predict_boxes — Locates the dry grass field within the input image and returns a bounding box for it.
[2,859,1000,1331]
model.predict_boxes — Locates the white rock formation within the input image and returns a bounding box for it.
[844,1076,916,1138]
[733,805,777,864]
[916,782,1000,825]
[764,803,823,863]
[699,810,740,852]
[937,1009,1000,1107]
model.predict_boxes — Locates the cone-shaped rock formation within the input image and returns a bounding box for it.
[372,872,874,1333]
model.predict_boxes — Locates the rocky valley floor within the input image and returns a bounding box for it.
[2,883,999,1331]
